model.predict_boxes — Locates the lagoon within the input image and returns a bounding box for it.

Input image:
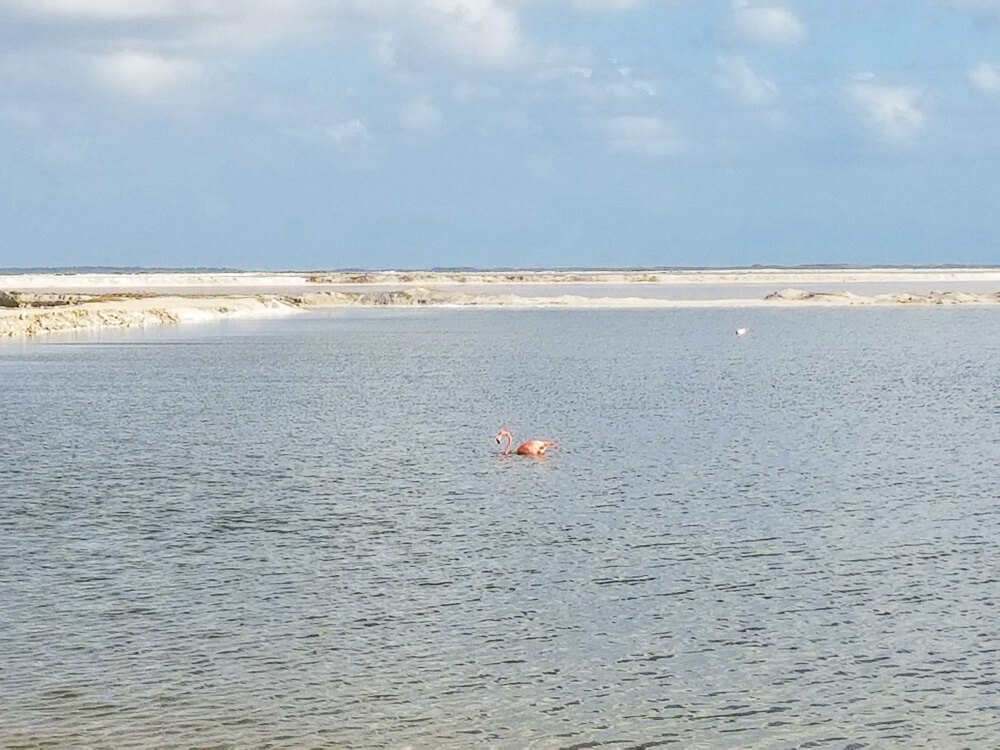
[2,308,999,747]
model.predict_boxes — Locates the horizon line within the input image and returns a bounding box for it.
[4,263,1000,275]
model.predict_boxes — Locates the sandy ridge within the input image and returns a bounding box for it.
[4,284,1000,339]
[0,295,302,338]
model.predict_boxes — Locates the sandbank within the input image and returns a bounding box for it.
[4,267,1000,294]
[3,269,1000,339]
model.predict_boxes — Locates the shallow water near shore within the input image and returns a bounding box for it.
[2,308,1000,748]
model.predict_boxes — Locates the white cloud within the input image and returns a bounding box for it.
[570,0,650,10]
[533,61,656,103]
[2,0,529,68]
[401,98,443,130]
[535,65,594,83]
[401,0,526,68]
[372,31,397,67]
[730,1,806,45]
[847,76,925,145]
[969,61,1000,94]
[715,55,778,105]
[608,66,656,97]
[327,119,371,145]
[605,115,682,157]
[92,51,203,98]
[3,0,180,20]
[2,0,321,52]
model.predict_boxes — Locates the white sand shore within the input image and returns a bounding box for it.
[3,270,1000,339]
[0,295,303,338]
[4,267,1000,293]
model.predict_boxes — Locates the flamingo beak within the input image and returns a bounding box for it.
[495,436,501,444]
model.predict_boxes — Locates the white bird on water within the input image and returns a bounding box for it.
[735,327,748,336]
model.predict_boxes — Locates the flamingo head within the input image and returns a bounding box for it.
[495,428,511,444]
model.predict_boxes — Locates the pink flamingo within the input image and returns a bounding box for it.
[495,428,556,457]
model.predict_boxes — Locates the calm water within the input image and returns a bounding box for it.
[2,309,999,748]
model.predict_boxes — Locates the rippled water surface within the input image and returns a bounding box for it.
[2,309,1000,748]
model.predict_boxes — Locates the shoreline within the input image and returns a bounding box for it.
[4,267,1000,293]
[4,269,1000,339]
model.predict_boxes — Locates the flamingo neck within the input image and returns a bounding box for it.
[502,433,513,455]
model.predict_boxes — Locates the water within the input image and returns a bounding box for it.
[2,308,999,748]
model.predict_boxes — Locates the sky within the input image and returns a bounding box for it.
[1,0,1000,270]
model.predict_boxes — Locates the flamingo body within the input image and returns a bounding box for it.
[515,440,556,456]
[496,429,556,457]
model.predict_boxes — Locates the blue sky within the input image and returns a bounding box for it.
[1,0,999,269]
